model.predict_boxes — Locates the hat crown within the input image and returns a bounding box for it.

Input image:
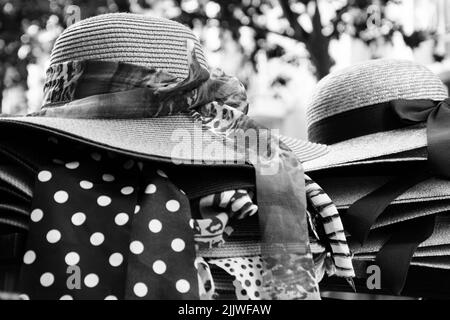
[50,13,208,79]
[307,59,448,133]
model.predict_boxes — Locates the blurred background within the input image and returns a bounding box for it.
[1,0,450,139]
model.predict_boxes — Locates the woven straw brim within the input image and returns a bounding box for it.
[354,256,450,270]
[317,176,450,209]
[303,124,427,172]
[0,115,328,165]
[412,257,450,269]
[355,245,450,259]
[371,200,450,229]
[351,215,450,256]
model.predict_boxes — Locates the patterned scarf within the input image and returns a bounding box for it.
[31,41,322,299]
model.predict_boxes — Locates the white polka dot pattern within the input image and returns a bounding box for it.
[114,213,129,226]
[65,161,80,169]
[109,253,123,267]
[30,209,44,222]
[102,174,115,182]
[65,252,80,266]
[71,212,86,226]
[148,219,162,233]
[121,186,134,195]
[171,239,185,252]
[145,184,157,194]
[90,232,105,246]
[38,171,52,182]
[130,241,144,255]
[97,195,112,207]
[23,250,36,265]
[21,146,198,300]
[40,273,55,287]
[133,282,148,298]
[79,180,93,189]
[84,273,99,288]
[209,257,266,300]
[54,191,69,204]
[166,200,180,212]
[46,230,61,244]
[175,279,190,293]
[152,260,167,274]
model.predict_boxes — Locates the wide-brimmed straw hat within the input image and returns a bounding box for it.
[303,59,448,172]
[0,13,327,165]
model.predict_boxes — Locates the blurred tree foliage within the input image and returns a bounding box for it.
[0,0,437,111]
[0,0,129,110]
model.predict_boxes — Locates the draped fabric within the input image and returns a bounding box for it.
[391,99,450,178]
[304,175,354,279]
[321,98,450,294]
[0,129,353,299]
[19,142,199,300]
[27,41,321,299]
[15,135,350,300]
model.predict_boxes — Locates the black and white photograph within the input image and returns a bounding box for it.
[1,0,450,305]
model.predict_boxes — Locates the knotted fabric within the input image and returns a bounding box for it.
[391,99,450,178]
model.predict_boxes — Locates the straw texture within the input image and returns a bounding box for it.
[0,13,328,164]
[372,200,450,229]
[0,115,327,164]
[303,59,449,170]
[279,135,329,163]
[353,256,450,270]
[307,59,448,128]
[411,257,450,269]
[351,215,450,254]
[316,175,450,209]
[50,13,207,80]
[355,245,450,259]
[303,125,428,172]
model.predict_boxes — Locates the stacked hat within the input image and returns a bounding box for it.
[302,59,450,297]
[0,128,38,292]
[0,13,354,300]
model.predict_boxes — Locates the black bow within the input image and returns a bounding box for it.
[392,98,450,178]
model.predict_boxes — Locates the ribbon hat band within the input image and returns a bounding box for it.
[36,42,248,119]
[309,98,450,179]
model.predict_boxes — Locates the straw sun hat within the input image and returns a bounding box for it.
[303,59,449,172]
[0,13,327,165]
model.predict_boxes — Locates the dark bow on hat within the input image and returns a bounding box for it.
[343,98,450,295]
[345,98,450,245]
[392,98,450,178]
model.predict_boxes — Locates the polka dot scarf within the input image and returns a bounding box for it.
[19,146,198,300]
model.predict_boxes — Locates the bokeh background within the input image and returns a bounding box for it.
[1,0,450,139]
